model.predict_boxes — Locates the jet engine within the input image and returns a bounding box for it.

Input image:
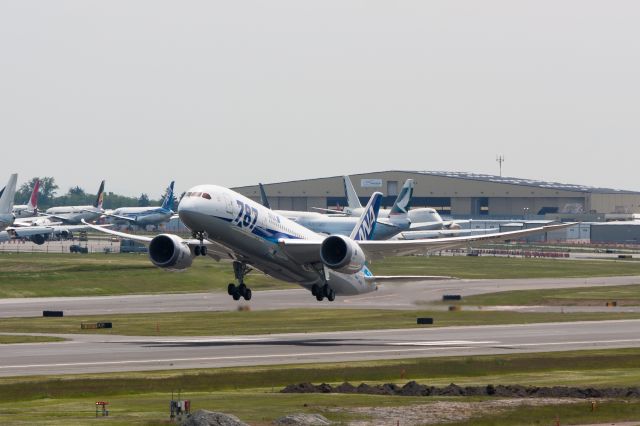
[148,234,193,270]
[30,234,46,245]
[320,234,366,274]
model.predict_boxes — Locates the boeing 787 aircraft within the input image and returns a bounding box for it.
[45,180,105,224]
[87,183,572,303]
[103,181,177,228]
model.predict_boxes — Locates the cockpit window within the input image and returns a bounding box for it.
[201,193,211,200]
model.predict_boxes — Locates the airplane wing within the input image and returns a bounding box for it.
[278,222,574,264]
[82,221,236,260]
[364,275,456,282]
[101,212,137,223]
[6,224,94,238]
[311,207,348,215]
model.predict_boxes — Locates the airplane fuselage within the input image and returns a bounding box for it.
[178,185,376,296]
[45,206,102,224]
[110,207,173,226]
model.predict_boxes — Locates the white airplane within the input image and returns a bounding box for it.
[0,174,18,231]
[45,180,105,224]
[103,181,177,228]
[85,183,573,302]
[316,176,463,231]
[12,179,40,219]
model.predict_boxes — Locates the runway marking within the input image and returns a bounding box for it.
[0,347,475,370]
[500,338,640,348]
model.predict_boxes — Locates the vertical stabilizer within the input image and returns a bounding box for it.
[0,174,18,214]
[343,176,363,211]
[389,179,414,215]
[28,180,40,211]
[161,181,175,210]
[94,180,105,209]
[258,183,271,209]
[350,192,383,241]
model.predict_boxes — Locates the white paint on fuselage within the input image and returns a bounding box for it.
[178,185,376,296]
[45,206,102,224]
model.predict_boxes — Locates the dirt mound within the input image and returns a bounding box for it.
[181,410,248,426]
[281,381,640,398]
[273,413,332,425]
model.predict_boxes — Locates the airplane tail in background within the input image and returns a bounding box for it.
[350,192,382,241]
[93,180,105,209]
[389,179,414,215]
[161,181,175,210]
[343,176,363,211]
[258,183,271,209]
[28,180,40,211]
[0,174,18,214]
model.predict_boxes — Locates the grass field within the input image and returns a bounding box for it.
[0,335,65,344]
[1,349,640,424]
[1,253,640,299]
[1,308,639,336]
[461,284,640,306]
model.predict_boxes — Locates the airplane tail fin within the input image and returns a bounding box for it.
[390,179,414,215]
[161,181,175,210]
[94,180,105,209]
[0,174,18,214]
[28,180,40,211]
[258,183,271,209]
[350,192,382,241]
[343,176,363,210]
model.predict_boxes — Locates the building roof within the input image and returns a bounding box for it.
[407,171,640,194]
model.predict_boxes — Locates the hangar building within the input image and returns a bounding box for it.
[234,171,640,219]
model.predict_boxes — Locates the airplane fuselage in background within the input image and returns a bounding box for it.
[45,206,102,224]
[178,185,376,296]
[109,207,173,227]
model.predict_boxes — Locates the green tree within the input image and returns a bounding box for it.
[138,193,150,207]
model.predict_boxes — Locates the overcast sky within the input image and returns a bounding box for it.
[1,1,639,197]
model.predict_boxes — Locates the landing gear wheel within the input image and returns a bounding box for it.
[243,288,252,301]
[311,284,320,297]
[200,246,207,256]
[228,283,236,296]
[232,291,241,301]
[327,288,336,302]
[316,293,324,301]
[194,246,201,256]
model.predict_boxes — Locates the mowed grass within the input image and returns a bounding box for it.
[1,308,639,336]
[1,349,640,424]
[0,252,294,297]
[462,284,640,306]
[0,335,65,344]
[1,253,640,299]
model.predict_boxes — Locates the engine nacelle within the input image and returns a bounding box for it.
[320,235,366,274]
[148,234,193,270]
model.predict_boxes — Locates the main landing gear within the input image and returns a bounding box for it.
[227,261,252,301]
[311,283,335,302]
[192,231,208,256]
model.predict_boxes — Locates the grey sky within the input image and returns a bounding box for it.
[1,1,639,197]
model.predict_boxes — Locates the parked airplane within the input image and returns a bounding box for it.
[103,181,177,228]
[262,180,422,240]
[316,176,462,230]
[0,174,18,231]
[45,180,105,224]
[85,183,572,302]
[12,180,40,219]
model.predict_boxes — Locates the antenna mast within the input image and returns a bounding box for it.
[496,154,505,177]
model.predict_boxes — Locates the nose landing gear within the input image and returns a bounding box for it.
[227,261,252,301]
[311,284,335,302]
[192,231,208,256]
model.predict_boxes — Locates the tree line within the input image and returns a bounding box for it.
[14,177,178,210]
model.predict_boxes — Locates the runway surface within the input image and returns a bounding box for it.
[0,275,638,318]
[1,319,639,376]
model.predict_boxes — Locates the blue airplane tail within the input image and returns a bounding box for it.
[350,192,383,241]
[162,181,175,210]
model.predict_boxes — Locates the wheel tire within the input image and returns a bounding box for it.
[327,289,336,302]
[232,290,241,301]
[243,288,252,301]
[322,285,330,297]
[194,246,201,256]
[316,293,324,301]
[227,283,236,296]
[201,246,207,256]
[311,284,319,296]
[238,284,247,296]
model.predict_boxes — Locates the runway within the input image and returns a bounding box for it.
[0,275,638,318]
[1,319,639,376]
